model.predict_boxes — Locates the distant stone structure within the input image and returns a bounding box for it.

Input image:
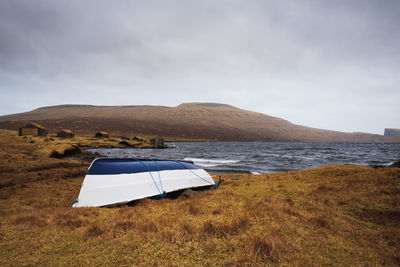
[150,137,165,148]
[384,128,400,137]
[19,122,48,137]
[95,131,110,138]
[57,129,75,138]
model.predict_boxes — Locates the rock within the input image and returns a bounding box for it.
[119,141,132,147]
[132,136,144,142]
[95,132,109,138]
[371,160,400,169]
[56,129,75,138]
[49,146,82,158]
[116,136,130,140]
[390,161,400,167]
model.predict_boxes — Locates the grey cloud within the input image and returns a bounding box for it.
[0,0,399,134]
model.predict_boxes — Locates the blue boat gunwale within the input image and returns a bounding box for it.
[87,158,199,175]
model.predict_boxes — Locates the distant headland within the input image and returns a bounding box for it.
[384,128,400,137]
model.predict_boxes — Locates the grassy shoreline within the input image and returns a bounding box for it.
[0,129,399,265]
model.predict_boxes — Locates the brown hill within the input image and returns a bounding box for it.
[0,103,394,142]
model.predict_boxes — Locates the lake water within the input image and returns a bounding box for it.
[88,142,400,174]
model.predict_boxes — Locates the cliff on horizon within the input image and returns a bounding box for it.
[384,128,400,137]
[0,103,395,142]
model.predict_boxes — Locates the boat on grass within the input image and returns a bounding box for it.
[72,158,215,207]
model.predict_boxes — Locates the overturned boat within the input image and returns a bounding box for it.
[72,158,216,207]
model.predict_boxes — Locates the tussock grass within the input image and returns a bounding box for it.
[201,216,250,237]
[0,129,399,265]
[245,231,285,263]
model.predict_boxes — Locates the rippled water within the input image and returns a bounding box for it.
[88,142,400,174]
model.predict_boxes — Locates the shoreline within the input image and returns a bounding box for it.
[166,139,400,143]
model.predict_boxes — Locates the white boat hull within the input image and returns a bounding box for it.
[72,159,215,207]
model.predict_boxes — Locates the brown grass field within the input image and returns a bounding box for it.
[0,129,399,266]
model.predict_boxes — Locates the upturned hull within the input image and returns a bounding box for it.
[72,158,215,207]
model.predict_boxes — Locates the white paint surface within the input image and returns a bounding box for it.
[73,169,215,207]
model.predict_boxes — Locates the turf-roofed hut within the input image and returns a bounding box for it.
[57,129,75,138]
[95,131,109,138]
[18,122,48,137]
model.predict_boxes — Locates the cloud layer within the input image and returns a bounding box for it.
[1,0,399,134]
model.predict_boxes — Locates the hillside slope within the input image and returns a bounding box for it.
[0,103,391,142]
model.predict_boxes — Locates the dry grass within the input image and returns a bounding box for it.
[0,129,399,265]
[244,231,285,263]
[0,130,151,187]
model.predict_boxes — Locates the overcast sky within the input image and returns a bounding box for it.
[0,0,399,134]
